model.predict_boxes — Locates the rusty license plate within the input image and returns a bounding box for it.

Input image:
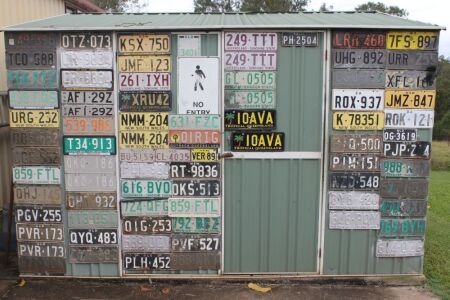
[380,200,427,217]
[11,129,60,147]
[18,256,65,275]
[330,134,382,153]
[5,32,58,49]
[386,50,438,70]
[66,192,117,210]
[171,252,220,270]
[14,185,61,205]
[63,117,114,135]
[61,91,113,105]
[68,246,119,263]
[12,147,60,165]
[380,178,428,199]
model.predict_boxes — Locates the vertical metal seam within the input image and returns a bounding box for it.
[218,31,225,275]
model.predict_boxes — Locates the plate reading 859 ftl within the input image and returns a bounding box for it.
[329,172,380,190]
[332,112,384,130]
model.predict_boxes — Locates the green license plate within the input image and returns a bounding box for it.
[63,136,116,155]
[172,217,220,233]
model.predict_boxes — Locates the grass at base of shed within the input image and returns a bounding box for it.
[425,170,450,299]
[431,140,450,171]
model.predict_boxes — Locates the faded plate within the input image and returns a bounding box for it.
[386,50,438,70]
[224,51,277,70]
[329,172,380,191]
[68,211,118,228]
[168,198,221,217]
[329,211,380,229]
[381,159,430,178]
[61,32,112,49]
[331,89,384,111]
[69,229,118,245]
[380,200,427,217]
[62,117,115,135]
[224,110,276,130]
[9,90,58,109]
[329,153,379,171]
[380,178,428,199]
[330,134,382,153]
[120,179,171,198]
[169,130,221,148]
[332,111,384,130]
[11,129,60,147]
[5,32,58,49]
[118,33,171,54]
[224,90,276,109]
[66,192,117,210]
[380,219,426,237]
[119,131,169,149]
[16,224,64,242]
[10,109,59,128]
[118,72,171,91]
[15,206,62,223]
[63,136,116,155]
[14,185,61,205]
[61,91,113,105]
[12,166,60,185]
[332,31,386,49]
[172,217,220,233]
[68,246,119,263]
[170,162,220,179]
[328,191,379,210]
[17,242,64,258]
[120,199,168,216]
[62,70,113,90]
[118,55,171,72]
[385,109,434,128]
[122,235,170,252]
[172,234,221,252]
[332,69,385,89]
[332,49,385,69]
[122,216,171,234]
[172,180,221,197]
[18,256,65,275]
[383,129,417,142]
[383,141,431,159]
[65,173,116,192]
[224,32,278,51]
[376,239,424,257]
[169,115,221,130]
[119,91,171,112]
[171,252,220,270]
[64,156,116,174]
[384,90,435,109]
[12,147,60,165]
[224,71,276,90]
[62,104,113,117]
[120,162,169,179]
[119,112,168,131]
[60,50,113,69]
[119,149,191,163]
[385,70,436,89]
[7,70,57,89]
[386,31,438,50]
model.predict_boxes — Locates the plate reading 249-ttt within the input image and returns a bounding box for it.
[224,51,277,70]
[224,32,278,51]
[329,172,380,190]
[333,112,384,130]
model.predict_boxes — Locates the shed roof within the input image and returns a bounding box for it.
[4,11,444,31]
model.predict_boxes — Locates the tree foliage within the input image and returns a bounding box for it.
[193,0,309,13]
[355,2,408,16]
[434,57,450,137]
[90,0,146,12]
[319,2,333,12]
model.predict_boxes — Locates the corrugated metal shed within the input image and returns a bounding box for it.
[4,12,444,31]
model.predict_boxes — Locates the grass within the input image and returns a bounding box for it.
[431,140,450,170]
[425,170,450,299]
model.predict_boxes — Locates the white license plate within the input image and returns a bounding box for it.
[60,50,113,69]
[376,239,424,257]
[120,162,169,179]
[332,89,384,110]
[168,198,221,217]
[13,166,60,184]
[122,235,170,252]
[65,174,116,192]
[168,115,220,130]
[62,70,113,89]
[62,104,113,117]
[119,149,191,163]
[328,191,379,210]
[329,211,380,229]
[224,32,278,51]
[119,72,170,91]
[384,109,434,128]
[64,156,116,174]
[224,51,277,70]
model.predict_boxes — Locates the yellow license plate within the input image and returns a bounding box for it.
[333,112,384,130]
[385,90,435,109]
[118,34,171,54]
[118,55,171,72]
[119,131,169,149]
[119,112,168,131]
[191,149,219,162]
[10,109,59,128]
[387,31,438,50]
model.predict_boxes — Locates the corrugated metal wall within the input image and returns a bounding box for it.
[0,94,11,218]
[224,33,324,273]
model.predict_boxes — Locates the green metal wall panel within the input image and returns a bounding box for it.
[224,33,324,273]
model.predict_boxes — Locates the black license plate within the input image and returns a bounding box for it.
[123,253,171,271]
[171,180,221,197]
[69,229,118,245]
[170,162,220,179]
[383,129,417,142]
[383,141,431,158]
[15,206,62,223]
[119,91,171,111]
[122,216,171,234]
[224,109,276,130]
[329,172,380,190]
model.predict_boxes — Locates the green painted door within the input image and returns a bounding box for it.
[224,32,325,273]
